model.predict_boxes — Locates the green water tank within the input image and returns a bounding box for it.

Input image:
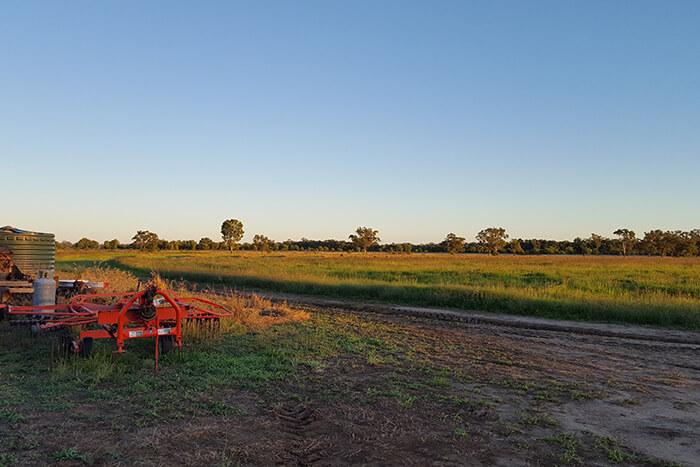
[0,226,55,279]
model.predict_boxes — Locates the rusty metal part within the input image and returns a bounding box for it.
[0,247,13,277]
[0,287,10,304]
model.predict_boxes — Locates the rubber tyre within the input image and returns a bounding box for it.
[59,333,75,356]
[159,335,175,355]
[79,337,94,358]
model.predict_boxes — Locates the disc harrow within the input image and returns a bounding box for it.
[0,285,233,368]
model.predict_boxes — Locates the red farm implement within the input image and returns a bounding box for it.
[0,285,232,367]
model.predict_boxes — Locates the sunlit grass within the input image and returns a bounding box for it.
[56,251,700,329]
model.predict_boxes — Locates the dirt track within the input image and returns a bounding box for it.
[238,290,700,466]
[207,286,700,346]
[307,307,700,466]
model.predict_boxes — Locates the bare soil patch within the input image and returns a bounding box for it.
[1,302,697,466]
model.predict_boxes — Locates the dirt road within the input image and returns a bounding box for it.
[237,291,700,466]
[298,306,700,466]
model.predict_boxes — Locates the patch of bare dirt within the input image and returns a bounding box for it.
[3,305,698,466]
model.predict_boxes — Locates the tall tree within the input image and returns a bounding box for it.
[443,233,465,254]
[221,219,244,252]
[589,234,604,255]
[642,230,667,256]
[510,239,525,255]
[397,243,413,254]
[349,227,380,253]
[476,228,509,255]
[197,237,215,250]
[572,237,591,255]
[131,230,159,251]
[75,238,99,250]
[252,234,273,252]
[103,239,120,250]
[182,240,198,251]
[613,229,636,256]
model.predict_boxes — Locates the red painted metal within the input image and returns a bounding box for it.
[2,286,232,366]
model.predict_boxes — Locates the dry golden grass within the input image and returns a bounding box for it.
[72,268,308,335]
[73,266,139,293]
[178,291,311,343]
[216,291,309,331]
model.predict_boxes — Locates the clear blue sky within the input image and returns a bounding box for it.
[2,1,698,243]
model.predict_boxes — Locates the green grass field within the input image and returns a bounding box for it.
[57,251,700,329]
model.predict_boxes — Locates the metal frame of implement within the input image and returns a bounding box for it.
[0,286,232,366]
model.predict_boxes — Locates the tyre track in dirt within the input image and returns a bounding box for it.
[275,404,325,466]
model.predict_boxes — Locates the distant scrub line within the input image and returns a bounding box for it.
[62,228,700,257]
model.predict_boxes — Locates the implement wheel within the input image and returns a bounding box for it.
[59,333,75,356]
[79,337,94,358]
[159,335,175,355]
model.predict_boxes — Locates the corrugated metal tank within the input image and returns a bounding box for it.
[0,226,55,279]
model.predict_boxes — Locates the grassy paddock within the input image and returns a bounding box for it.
[56,251,700,329]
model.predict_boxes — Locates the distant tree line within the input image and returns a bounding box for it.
[56,222,700,257]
